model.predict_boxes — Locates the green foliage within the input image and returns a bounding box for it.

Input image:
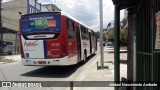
[104,18,128,46]
[104,30,114,42]
[104,28,128,46]
[103,35,107,43]
[120,29,128,46]
[96,31,100,39]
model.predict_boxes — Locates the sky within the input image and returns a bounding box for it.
[3,0,124,31]
[2,0,13,2]
[38,0,124,31]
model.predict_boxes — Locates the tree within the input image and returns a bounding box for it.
[105,30,114,42]
[96,31,100,39]
[104,17,128,46]
[120,28,128,46]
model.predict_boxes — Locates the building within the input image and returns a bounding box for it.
[106,21,114,31]
[1,0,29,54]
[1,0,61,54]
[124,9,128,19]
[41,4,61,11]
[122,9,128,29]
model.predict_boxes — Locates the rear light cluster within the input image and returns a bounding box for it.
[19,21,24,58]
[20,49,23,57]
[47,51,52,55]
[19,38,24,58]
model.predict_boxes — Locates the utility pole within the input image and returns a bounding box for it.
[0,0,2,53]
[0,0,2,60]
[99,0,104,68]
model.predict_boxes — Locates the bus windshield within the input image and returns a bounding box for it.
[20,12,61,39]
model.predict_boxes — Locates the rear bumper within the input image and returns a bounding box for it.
[21,56,78,66]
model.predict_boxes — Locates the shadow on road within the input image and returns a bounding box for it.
[21,54,96,78]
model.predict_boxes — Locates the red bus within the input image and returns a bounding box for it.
[19,11,97,66]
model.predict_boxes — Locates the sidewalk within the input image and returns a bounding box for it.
[0,54,21,64]
[105,46,127,52]
[104,46,127,63]
[71,46,127,90]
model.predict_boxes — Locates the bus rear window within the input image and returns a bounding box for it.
[20,12,61,36]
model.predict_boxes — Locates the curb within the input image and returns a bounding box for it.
[74,55,100,81]
[65,55,100,90]
[0,62,8,64]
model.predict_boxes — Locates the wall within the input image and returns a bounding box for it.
[41,4,61,12]
[2,0,27,31]
[1,0,61,54]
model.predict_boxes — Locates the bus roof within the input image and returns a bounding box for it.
[21,11,94,31]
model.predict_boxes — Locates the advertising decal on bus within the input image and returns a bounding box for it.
[21,13,61,36]
[20,12,61,59]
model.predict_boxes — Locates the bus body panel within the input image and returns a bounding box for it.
[20,12,97,66]
[21,56,78,66]
[67,21,78,58]
[65,17,79,63]
[46,16,67,59]
[21,37,45,58]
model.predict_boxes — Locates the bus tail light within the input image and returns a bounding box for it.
[47,51,52,55]
[19,38,24,58]
[19,20,24,58]
[20,47,24,58]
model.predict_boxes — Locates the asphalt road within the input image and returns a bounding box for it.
[0,44,128,90]
[0,47,100,90]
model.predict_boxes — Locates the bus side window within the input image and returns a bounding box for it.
[84,27,89,40]
[67,19,75,40]
[81,26,86,40]
[86,29,89,40]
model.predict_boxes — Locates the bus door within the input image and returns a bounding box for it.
[76,26,81,61]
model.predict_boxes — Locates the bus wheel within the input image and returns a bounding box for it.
[83,52,87,64]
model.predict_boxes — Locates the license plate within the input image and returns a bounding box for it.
[38,61,46,64]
